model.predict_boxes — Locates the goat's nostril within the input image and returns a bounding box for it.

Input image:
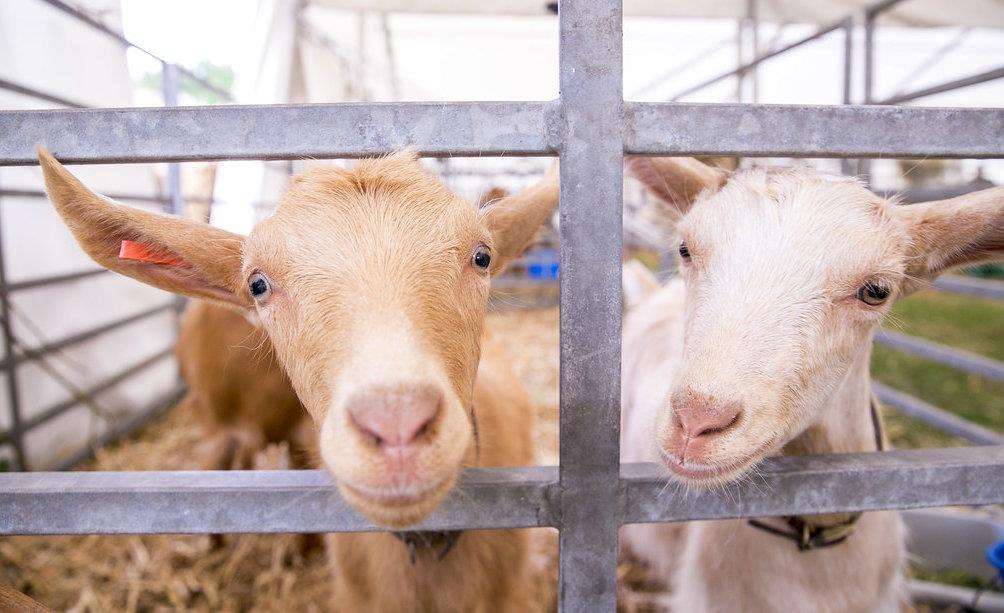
[346,384,443,448]
[677,402,742,440]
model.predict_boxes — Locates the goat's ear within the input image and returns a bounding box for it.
[897,187,1004,286]
[38,148,252,309]
[482,161,559,275]
[623,260,660,309]
[626,156,727,218]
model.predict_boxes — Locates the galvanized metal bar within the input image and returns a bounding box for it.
[2,302,174,370]
[0,188,213,206]
[54,383,186,470]
[622,446,1004,524]
[161,64,184,216]
[876,329,1004,382]
[0,346,176,444]
[2,448,1002,535]
[557,0,623,609]
[0,102,557,165]
[626,103,1004,158]
[7,268,108,293]
[931,275,1004,301]
[671,18,848,101]
[872,382,1004,446]
[33,0,232,102]
[878,65,1004,106]
[0,179,27,470]
[0,465,558,535]
[0,76,88,109]
[840,17,855,175]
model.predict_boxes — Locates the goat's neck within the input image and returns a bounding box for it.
[783,340,878,458]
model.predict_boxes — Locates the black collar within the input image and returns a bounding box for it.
[392,530,462,563]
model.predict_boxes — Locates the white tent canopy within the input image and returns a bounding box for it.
[311,0,1004,28]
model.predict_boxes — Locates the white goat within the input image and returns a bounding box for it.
[621,156,1004,612]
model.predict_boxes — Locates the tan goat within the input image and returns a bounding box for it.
[621,156,1003,612]
[39,149,557,611]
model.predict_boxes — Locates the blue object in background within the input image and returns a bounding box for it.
[525,247,559,280]
[988,541,1004,583]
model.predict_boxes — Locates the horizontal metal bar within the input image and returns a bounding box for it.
[876,329,1004,382]
[878,180,995,204]
[3,302,174,369]
[2,447,1002,535]
[0,77,88,109]
[0,102,557,165]
[908,580,1004,611]
[33,0,232,102]
[879,65,1004,106]
[671,18,848,101]
[53,383,186,470]
[872,382,1004,446]
[622,446,1004,524]
[931,275,1004,301]
[627,103,1004,158]
[0,345,175,444]
[0,465,557,535]
[6,268,108,292]
[0,188,214,206]
[3,102,1002,163]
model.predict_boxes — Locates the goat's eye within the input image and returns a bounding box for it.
[857,282,891,306]
[472,244,491,270]
[678,241,691,260]
[248,272,272,302]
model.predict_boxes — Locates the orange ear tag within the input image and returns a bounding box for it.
[118,240,184,266]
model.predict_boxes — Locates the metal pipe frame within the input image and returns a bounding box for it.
[0,345,176,445]
[1,446,1001,536]
[1,102,1002,165]
[0,1,1002,609]
[878,65,1004,106]
[876,329,1004,382]
[873,382,1004,446]
[33,0,232,102]
[931,275,1004,301]
[0,77,88,109]
[671,18,851,101]
[0,176,27,470]
[0,189,215,206]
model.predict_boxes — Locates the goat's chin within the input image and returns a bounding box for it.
[659,439,775,488]
[339,474,457,528]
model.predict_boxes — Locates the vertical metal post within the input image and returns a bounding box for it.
[0,181,27,470]
[841,18,855,175]
[162,63,183,217]
[747,0,759,102]
[735,15,746,102]
[860,9,876,182]
[557,0,623,610]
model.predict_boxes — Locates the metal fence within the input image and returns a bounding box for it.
[0,0,1003,610]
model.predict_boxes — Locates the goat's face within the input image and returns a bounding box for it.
[245,157,490,526]
[38,149,557,526]
[628,157,1004,487]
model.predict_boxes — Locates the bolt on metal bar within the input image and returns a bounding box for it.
[0,178,27,470]
[1,302,174,370]
[6,268,109,293]
[0,346,176,444]
[622,446,1004,524]
[0,77,88,109]
[54,383,186,470]
[557,0,624,609]
[626,103,1004,158]
[32,0,232,102]
[931,275,1004,301]
[872,382,1004,446]
[0,102,557,165]
[876,330,1004,382]
[877,65,1004,106]
[671,18,849,101]
[1,448,1002,536]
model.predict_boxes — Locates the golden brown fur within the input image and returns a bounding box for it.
[38,149,558,612]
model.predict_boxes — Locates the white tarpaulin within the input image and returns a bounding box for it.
[310,0,1004,28]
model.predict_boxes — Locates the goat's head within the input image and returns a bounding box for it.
[628,156,1004,486]
[39,148,557,526]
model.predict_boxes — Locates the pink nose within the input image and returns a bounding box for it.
[347,384,442,448]
[671,388,742,439]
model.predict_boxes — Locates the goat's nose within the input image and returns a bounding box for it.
[671,389,742,439]
[347,384,442,448]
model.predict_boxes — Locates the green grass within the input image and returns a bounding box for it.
[872,289,1004,449]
